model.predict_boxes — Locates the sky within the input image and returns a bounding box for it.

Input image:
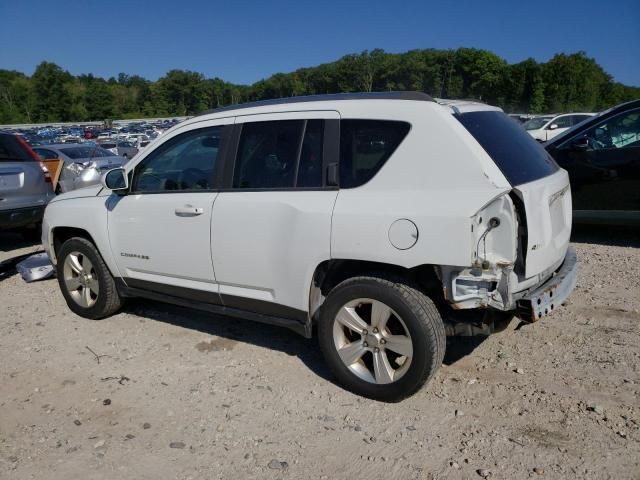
[1,0,639,86]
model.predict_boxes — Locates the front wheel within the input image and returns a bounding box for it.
[56,237,123,319]
[318,276,446,402]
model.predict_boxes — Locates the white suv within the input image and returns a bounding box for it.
[42,92,577,401]
[523,113,594,142]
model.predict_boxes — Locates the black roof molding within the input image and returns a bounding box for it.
[197,91,434,117]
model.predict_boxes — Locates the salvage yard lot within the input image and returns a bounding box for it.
[1,228,639,479]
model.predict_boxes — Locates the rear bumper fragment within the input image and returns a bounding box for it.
[516,246,577,322]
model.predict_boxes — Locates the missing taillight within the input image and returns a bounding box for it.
[510,192,527,277]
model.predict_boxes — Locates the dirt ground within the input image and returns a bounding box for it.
[1,226,639,480]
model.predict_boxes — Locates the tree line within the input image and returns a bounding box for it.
[1,48,638,124]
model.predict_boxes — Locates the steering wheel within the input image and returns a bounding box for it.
[136,172,165,191]
[179,168,208,189]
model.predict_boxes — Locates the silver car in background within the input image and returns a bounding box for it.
[0,132,54,237]
[33,144,128,193]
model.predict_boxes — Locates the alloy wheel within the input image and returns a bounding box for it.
[332,298,413,384]
[63,251,99,308]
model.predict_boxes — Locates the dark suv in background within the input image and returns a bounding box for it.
[0,132,54,238]
[545,99,640,225]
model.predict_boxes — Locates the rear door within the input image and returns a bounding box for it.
[211,111,339,316]
[0,134,51,211]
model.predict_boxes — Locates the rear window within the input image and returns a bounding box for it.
[339,120,410,188]
[0,134,33,162]
[455,111,559,186]
[61,146,117,159]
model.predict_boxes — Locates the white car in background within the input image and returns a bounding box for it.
[523,113,595,142]
[96,139,139,159]
[124,133,151,148]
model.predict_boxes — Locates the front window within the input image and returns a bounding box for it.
[133,127,223,192]
[582,110,640,150]
[550,116,572,129]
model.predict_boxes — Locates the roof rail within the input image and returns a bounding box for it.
[196,91,434,116]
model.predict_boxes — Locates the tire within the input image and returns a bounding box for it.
[56,237,123,319]
[318,275,446,402]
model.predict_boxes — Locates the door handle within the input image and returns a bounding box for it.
[175,205,204,217]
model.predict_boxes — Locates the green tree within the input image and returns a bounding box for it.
[1,50,638,124]
[31,62,73,122]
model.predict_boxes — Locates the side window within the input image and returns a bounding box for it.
[584,110,640,150]
[233,120,304,189]
[551,116,572,129]
[339,120,411,188]
[133,126,222,192]
[572,115,591,126]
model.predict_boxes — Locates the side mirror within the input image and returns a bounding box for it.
[548,123,559,130]
[102,167,129,194]
[570,136,590,150]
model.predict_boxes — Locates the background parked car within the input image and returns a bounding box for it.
[96,139,138,159]
[0,132,54,238]
[33,144,128,193]
[545,99,640,225]
[523,113,595,142]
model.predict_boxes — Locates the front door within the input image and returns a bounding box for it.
[108,123,231,301]
[554,108,640,213]
[546,115,573,141]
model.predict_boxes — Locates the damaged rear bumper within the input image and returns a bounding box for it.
[515,246,577,322]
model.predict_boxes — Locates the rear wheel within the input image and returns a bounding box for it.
[56,237,123,319]
[318,275,445,402]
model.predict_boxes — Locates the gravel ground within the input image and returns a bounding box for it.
[1,227,639,480]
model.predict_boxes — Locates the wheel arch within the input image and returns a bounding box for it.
[308,259,443,322]
[51,227,97,264]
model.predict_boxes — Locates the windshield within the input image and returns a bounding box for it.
[60,146,117,159]
[455,111,559,186]
[523,117,552,130]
